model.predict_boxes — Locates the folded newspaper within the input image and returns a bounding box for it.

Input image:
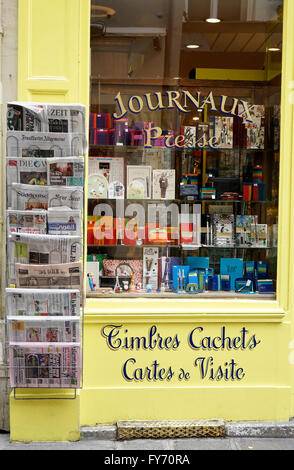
[9,342,81,388]
[10,183,84,211]
[7,317,80,343]
[5,288,80,316]
[7,210,47,234]
[15,262,83,292]
[7,102,86,134]
[7,156,84,186]
[47,157,84,186]
[8,232,82,284]
[7,130,87,158]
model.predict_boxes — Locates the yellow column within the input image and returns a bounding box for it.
[10,0,90,442]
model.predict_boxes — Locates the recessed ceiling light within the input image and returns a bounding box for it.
[205,17,221,23]
[192,117,200,121]
[268,47,280,52]
[186,44,200,49]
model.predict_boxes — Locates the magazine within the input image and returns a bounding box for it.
[15,262,84,291]
[250,223,268,247]
[6,210,47,234]
[9,342,81,388]
[6,130,86,158]
[8,233,82,283]
[7,102,86,135]
[5,288,80,316]
[8,318,80,343]
[47,157,84,186]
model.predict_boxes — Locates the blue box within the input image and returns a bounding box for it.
[187,257,209,270]
[172,266,190,292]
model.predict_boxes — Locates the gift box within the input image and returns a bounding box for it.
[103,259,143,286]
[96,113,111,129]
[122,218,146,245]
[87,216,98,245]
[200,188,216,200]
[114,119,128,145]
[145,223,179,245]
[94,129,109,145]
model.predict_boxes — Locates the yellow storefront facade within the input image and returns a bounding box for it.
[7,0,294,441]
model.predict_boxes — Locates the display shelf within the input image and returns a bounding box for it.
[87,291,276,300]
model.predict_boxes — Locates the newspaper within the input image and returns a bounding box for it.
[8,232,82,283]
[7,210,47,234]
[9,342,81,388]
[15,262,83,292]
[8,318,80,343]
[48,186,83,211]
[10,183,84,211]
[47,157,84,186]
[5,288,80,316]
[7,130,86,158]
[7,156,84,187]
[10,183,48,210]
[7,102,86,134]
[7,157,48,186]
[47,209,82,236]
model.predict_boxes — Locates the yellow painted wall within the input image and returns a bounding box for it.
[11,0,90,442]
[13,0,294,441]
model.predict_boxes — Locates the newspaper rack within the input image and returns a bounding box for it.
[5,102,86,397]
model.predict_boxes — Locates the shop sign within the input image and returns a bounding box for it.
[112,90,255,149]
[101,324,261,383]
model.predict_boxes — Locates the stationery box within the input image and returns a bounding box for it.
[200,188,216,200]
[96,113,111,129]
[187,257,209,270]
[158,257,181,288]
[114,119,128,145]
[122,218,146,246]
[93,216,116,246]
[145,223,179,245]
[87,216,98,245]
[243,183,252,201]
[220,258,243,291]
[94,129,109,145]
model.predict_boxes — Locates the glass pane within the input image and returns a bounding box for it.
[88,0,283,299]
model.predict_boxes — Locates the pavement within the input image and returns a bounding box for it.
[1,432,294,451]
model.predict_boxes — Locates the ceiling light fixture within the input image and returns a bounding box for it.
[192,117,200,121]
[186,44,200,49]
[206,0,221,23]
[268,47,281,52]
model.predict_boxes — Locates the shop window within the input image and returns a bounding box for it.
[87,0,283,299]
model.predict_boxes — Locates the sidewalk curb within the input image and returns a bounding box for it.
[80,419,294,440]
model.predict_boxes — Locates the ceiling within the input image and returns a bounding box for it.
[90,0,283,78]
